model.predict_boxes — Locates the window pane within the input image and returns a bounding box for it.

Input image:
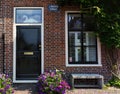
[83,32,96,46]
[67,13,98,64]
[16,9,42,24]
[69,32,81,46]
[88,33,96,45]
[69,33,75,46]
[68,14,82,30]
[84,47,97,62]
[83,14,95,31]
[69,47,81,63]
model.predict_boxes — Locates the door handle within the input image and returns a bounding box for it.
[38,45,41,50]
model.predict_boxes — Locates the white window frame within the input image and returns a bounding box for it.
[65,11,102,67]
[13,7,44,83]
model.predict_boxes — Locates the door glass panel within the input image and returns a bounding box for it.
[17,27,41,51]
[16,9,42,23]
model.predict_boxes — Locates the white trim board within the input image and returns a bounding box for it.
[13,7,44,83]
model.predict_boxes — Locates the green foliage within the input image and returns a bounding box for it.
[56,0,98,7]
[108,77,120,88]
[96,12,120,48]
[56,0,120,48]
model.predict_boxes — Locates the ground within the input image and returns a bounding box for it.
[13,84,120,94]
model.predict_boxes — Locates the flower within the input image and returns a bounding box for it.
[37,69,70,94]
[50,72,55,77]
[0,74,14,94]
[5,85,10,90]
[0,88,4,92]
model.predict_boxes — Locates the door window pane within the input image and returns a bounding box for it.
[16,9,42,24]
[17,26,41,51]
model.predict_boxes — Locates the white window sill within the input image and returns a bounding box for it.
[66,64,102,67]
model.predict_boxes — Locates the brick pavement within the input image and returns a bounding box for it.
[13,84,120,94]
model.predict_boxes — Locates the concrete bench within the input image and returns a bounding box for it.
[71,74,104,89]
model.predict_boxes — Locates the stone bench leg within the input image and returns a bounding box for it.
[98,78,104,89]
[71,76,74,88]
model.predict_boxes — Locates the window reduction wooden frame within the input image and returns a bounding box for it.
[65,11,102,67]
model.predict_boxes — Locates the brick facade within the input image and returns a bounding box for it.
[0,0,112,83]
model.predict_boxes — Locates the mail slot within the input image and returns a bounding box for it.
[24,52,34,55]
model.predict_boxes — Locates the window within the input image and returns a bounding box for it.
[66,12,101,66]
[15,8,42,24]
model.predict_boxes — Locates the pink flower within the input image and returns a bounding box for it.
[50,72,55,77]
[58,85,63,89]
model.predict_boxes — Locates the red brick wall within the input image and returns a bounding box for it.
[0,0,112,83]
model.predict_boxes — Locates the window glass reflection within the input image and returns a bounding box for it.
[16,9,42,23]
[68,14,82,30]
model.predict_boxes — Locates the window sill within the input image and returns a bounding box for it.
[66,64,102,67]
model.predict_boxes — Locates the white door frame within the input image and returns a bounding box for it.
[13,7,44,83]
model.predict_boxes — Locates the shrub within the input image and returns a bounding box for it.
[108,77,120,88]
[0,74,14,94]
[37,69,70,94]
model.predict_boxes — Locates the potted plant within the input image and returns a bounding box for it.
[37,69,70,94]
[0,74,14,94]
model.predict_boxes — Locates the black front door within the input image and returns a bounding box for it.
[16,26,41,80]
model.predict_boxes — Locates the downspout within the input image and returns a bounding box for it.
[2,0,6,74]
[0,0,4,73]
[0,0,5,73]
[2,32,5,73]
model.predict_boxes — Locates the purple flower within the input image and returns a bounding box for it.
[54,87,60,92]
[0,88,4,92]
[5,74,9,79]
[58,85,63,89]
[5,85,10,90]
[62,90,65,94]
[60,80,70,89]
[37,69,70,94]
[2,81,6,85]
[0,74,14,93]
[42,75,46,81]
[50,85,54,90]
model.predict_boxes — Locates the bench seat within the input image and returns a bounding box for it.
[71,74,104,89]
